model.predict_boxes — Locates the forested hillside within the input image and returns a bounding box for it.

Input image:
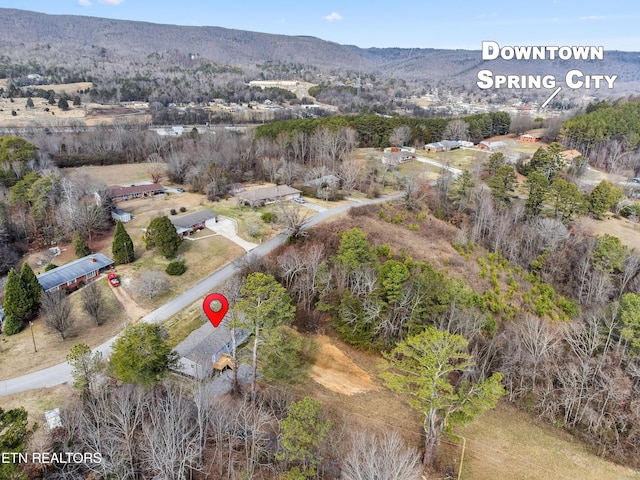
[561,98,640,173]
[0,8,639,106]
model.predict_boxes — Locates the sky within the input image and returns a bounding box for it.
[4,0,640,51]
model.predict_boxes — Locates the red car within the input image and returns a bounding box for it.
[107,273,120,287]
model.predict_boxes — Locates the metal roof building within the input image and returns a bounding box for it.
[37,253,114,292]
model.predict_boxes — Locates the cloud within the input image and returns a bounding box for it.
[78,0,91,6]
[99,0,125,4]
[324,12,343,22]
[579,15,605,21]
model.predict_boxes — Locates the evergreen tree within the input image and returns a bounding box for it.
[73,232,91,258]
[488,165,517,207]
[112,220,135,264]
[26,97,34,108]
[20,262,42,319]
[2,269,28,335]
[448,169,475,212]
[381,326,505,465]
[549,178,587,222]
[58,97,69,111]
[276,397,332,479]
[588,180,624,218]
[483,152,506,178]
[232,272,295,400]
[0,406,32,479]
[110,323,179,386]
[525,171,549,217]
[145,216,181,258]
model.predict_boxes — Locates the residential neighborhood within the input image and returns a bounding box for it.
[0,3,639,480]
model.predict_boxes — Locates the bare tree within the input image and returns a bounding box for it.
[341,429,423,480]
[443,119,470,141]
[140,385,202,480]
[389,125,411,147]
[81,280,108,325]
[276,201,311,241]
[137,270,170,299]
[147,153,165,184]
[42,290,75,340]
[339,158,362,194]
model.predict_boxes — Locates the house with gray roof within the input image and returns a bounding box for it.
[236,185,301,208]
[424,140,462,152]
[169,209,218,237]
[37,253,114,292]
[478,141,507,151]
[303,174,341,188]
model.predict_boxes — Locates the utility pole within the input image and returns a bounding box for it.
[29,321,37,353]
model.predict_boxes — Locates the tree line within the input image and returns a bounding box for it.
[255,112,511,148]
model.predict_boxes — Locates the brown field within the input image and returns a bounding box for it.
[456,402,640,480]
[0,81,150,127]
[579,215,640,251]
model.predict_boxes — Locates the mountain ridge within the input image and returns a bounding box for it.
[1,8,638,93]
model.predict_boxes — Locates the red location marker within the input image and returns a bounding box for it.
[203,293,229,328]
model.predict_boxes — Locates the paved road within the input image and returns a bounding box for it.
[0,193,402,397]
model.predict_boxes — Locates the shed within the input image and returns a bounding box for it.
[45,409,63,430]
[111,208,132,223]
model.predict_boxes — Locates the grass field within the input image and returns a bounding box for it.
[456,402,640,480]
[0,278,126,381]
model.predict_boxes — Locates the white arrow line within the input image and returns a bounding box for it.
[541,86,562,108]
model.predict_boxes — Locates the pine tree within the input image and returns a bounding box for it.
[20,262,42,319]
[145,216,181,258]
[73,232,91,258]
[112,220,135,264]
[2,269,28,335]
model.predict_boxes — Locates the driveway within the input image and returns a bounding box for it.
[0,192,403,397]
[205,217,258,252]
[416,156,463,176]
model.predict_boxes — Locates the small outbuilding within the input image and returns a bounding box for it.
[111,208,132,223]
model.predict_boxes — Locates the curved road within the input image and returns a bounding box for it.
[0,193,402,397]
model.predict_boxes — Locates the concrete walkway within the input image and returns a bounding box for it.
[205,217,258,252]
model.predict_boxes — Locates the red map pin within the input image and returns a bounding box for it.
[203,293,229,328]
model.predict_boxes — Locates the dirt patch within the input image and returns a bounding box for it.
[310,335,379,395]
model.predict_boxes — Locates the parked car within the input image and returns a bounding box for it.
[107,273,120,287]
[293,197,306,204]
[176,187,185,192]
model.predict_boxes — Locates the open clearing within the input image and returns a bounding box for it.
[310,335,379,395]
[579,215,640,251]
[456,402,640,480]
